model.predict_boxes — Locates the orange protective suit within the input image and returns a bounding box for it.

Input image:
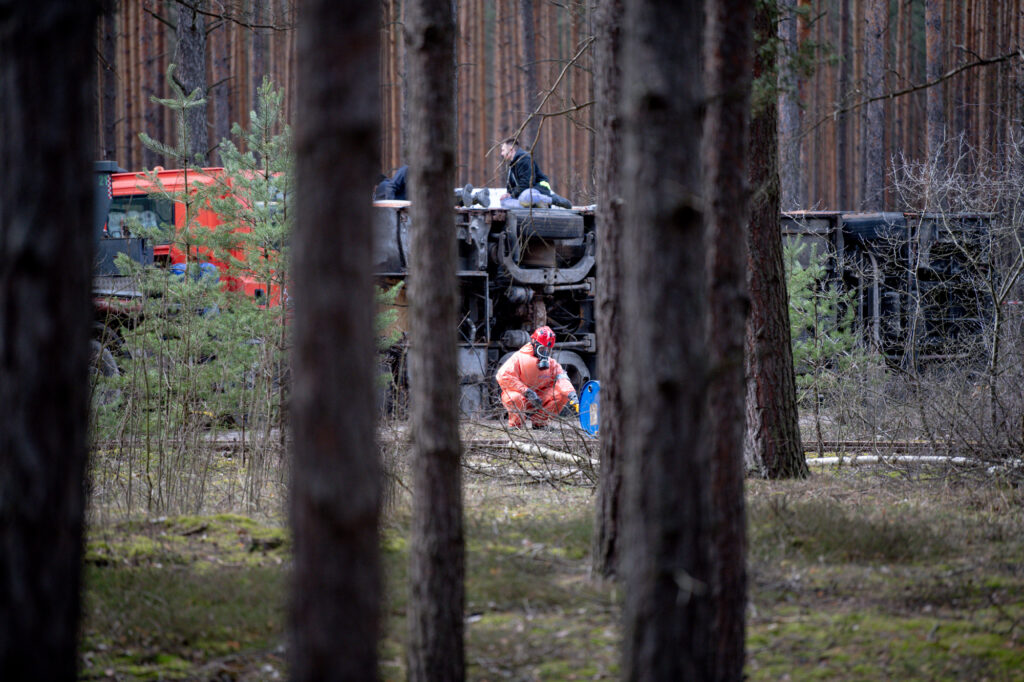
[496,343,576,427]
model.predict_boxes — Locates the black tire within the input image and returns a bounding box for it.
[510,208,584,240]
[89,339,119,377]
[89,339,122,407]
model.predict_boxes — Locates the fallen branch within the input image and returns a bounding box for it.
[505,439,597,468]
[806,454,1024,468]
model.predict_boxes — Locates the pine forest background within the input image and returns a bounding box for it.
[98,0,1024,209]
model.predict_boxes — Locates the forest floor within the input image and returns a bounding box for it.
[79,422,1024,680]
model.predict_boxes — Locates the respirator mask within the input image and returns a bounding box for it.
[534,342,552,369]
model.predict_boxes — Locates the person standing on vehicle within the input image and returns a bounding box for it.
[499,138,573,209]
[496,325,579,428]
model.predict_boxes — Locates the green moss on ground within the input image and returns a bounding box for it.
[80,514,289,679]
[745,474,1024,681]
[79,469,1024,680]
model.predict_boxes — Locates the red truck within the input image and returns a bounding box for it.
[92,162,283,374]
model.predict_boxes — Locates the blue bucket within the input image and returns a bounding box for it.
[578,380,600,437]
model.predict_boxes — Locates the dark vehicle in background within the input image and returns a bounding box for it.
[92,161,152,375]
[782,211,995,366]
[373,201,597,415]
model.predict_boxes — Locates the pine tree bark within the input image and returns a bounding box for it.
[100,6,118,161]
[862,0,886,208]
[252,0,268,96]
[744,0,807,480]
[474,0,488,182]
[777,0,803,209]
[837,0,851,209]
[175,4,208,164]
[591,0,624,581]
[123,0,138,169]
[0,2,98,676]
[519,0,540,154]
[142,10,163,169]
[925,0,945,168]
[289,2,382,680]
[210,22,231,166]
[620,0,714,678]
[404,0,466,680]
[704,0,752,675]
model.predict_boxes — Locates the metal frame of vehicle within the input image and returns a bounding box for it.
[373,201,598,416]
[782,210,995,366]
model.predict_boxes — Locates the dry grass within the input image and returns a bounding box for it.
[79,424,1024,680]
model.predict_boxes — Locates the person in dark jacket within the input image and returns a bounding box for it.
[374,164,408,201]
[499,138,572,209]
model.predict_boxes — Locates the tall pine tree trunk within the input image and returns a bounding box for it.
[591,0,624,581]
[175,4,208,164]
[289,3,382,680]
[211,22,232,166]
[704,0,752,675]
[837,0,851,209]
[777,0,803,209]
[0,2,98,676]
[925,0,945,169]
[253,0,268,95]
[100,6,118,161]
[620,0,715,678]
[520,0,541,153]
[404,0,466,679]
[863,0,886,208]
[744,0,807,480]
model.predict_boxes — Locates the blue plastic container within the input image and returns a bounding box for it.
[578,380,600,437]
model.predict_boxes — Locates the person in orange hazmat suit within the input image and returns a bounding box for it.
[495,325,579,428]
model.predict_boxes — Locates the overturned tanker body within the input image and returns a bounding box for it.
[781,210,1001,367]
[373,199,597,416]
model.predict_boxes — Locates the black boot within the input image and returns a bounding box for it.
[551,193,573,209]
[471,187,490,207]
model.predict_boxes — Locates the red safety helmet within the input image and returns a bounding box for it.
[531,326,556,349]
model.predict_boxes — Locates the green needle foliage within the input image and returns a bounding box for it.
[91,74,295,515]
[90,73,411,516]
[784,239,864,405]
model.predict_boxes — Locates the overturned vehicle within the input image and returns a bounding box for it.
[373,200,597,416]
[781,210,998,366]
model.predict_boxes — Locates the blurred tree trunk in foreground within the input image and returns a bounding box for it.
[289,2,382,680]
[0,1,98,676]
[591,0,624,581]
[405,0,466,679]
[619,0,717,678]
[704,0,753,674]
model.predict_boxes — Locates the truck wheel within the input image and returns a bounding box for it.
[511,209,584,240]
[552,350,591,392]
[90,339,119,377]
[90,339,121,407]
